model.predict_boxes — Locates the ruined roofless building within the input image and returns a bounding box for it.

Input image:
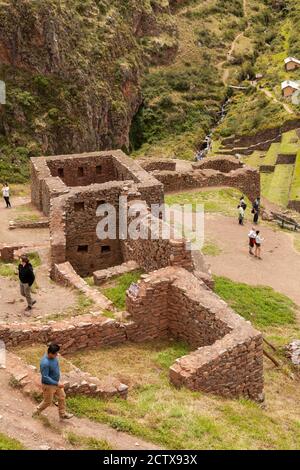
[30,150,166,276]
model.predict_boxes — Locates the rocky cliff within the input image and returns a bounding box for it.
[0,0,177,180]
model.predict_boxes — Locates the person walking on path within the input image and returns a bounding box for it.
[252,197,260,224]
[248,227,256,255]
[33,344,73,420]
[238,205,245,225]
[2,182,11,208]
[18,255,36,312]
[255,230,264,259]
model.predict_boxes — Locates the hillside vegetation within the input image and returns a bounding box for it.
[0,0,300,180]
[0,0,177,181]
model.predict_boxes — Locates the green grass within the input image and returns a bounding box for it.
[66,432,114,450]
[265,164,295,207]
[101,271,143,310]
[264,143,280,166]
[0,251,41,279]
[202,241,222,256]
[165,187,250,217]
[0,433,25,450]
[0,261,16,278]
[214,276,296,329]
[66,335,300,450]
[289,150,300,201]
[40,292,94,323]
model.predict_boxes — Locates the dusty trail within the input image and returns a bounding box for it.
[0,366,160,450]
[259,87,294,115]
[0,197,77,321]
[204,213,300,309]
[217,0,249,85]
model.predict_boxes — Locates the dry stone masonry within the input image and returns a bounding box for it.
[0,267,264,401]
[22,150,264,401]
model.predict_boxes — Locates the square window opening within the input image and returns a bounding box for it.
[78,245,88,253]
[74,202,85,211]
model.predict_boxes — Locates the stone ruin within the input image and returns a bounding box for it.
[8,150,264,402]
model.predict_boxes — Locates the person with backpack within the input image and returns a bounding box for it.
[18,255,36,312]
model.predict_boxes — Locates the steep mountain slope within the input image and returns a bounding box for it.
[0,0,299,181]
[0,0,177,181]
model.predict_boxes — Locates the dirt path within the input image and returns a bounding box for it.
[217,0,248,85]
[259,87,294,115]
[204,213,300,308]
[0,367,160,450]
[0,197,77,321]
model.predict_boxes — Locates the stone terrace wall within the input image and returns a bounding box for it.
[152,166,260,199]
[288,200,300,212]
[126,267,264,401]
[192,156,243,173]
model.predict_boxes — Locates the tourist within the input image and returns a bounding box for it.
[240,195,247,212]
[252,197,260,224]
[248,227,256,255]
[18,255,36,312]
[2,182,11,208]
[255,230,264,259]
[238,205,245,225]
[33,344,73,420]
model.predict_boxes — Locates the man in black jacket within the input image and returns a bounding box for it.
[18,255,36,312]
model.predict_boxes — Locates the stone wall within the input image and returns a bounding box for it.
[120,207,194,273]
[31,150,164,216]
[0,267,264,400]
[192,156,243,173]
[276,154,297,165]
[139,159,177,172]
[46,153,117,187]
[221,119,300,150]
[8,352,128,400]
[288,200,300,212]
[152,166,260,200]
[126,267,264,401]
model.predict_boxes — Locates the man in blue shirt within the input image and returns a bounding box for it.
[33,343,73,420]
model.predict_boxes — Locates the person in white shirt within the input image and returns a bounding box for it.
[238,205,244,225]
[248,227,256,255]
[255,230,264,259]
[2,182,11,208]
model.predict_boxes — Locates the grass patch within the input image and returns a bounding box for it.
[0,261,17,279]
[12,344,73,374]
[0,251,41,279]
[165,187,250,217]
[66,337,300,450]
[202,241,222,256]
[40,292,94,323]
[0,433,25,450]
[214,276,296,329]
[66,432,114,450]
[101,271,143,310]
